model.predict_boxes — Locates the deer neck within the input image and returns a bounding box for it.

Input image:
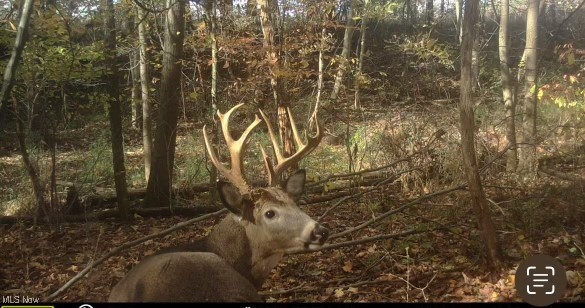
[205,214,284,290]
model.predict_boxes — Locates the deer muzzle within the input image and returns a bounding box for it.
[310,224,330,245]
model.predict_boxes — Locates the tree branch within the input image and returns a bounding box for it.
[287,228,430,255]
[555,0,585,31]
[0,0,35,119]
[330,184,466,240]
[132,0,170,14]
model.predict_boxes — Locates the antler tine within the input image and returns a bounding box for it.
[203,103,262,195]
[259,108,323,186]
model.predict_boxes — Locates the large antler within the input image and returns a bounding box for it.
[259,108,323,186]
[203,103,262,195]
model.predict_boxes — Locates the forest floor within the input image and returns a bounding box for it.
[1,99,585,302]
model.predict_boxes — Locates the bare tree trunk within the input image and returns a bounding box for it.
[103,0,130,221]
[313,1,335,122]
[354,0,368,110]
[331,0,354,100]
[459,0,502,270]
[472,34,480,92]
[455,0,463,43]
[550,0,556,25]
[0,0,35,126]
[13,96,49,224]
[426,0,433,25]
[137,6,153,182]
[247,0,257,16]
[315,26,326,116]
[499,0,517,171]
[518,0,539,176]
[209,0,219,200]
[145,0,185,208]
[130,50,142,130]
[257,0,295,161]
[408,0,417,23]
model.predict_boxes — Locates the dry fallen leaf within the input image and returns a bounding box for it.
[342,261,353,273]
[334,288,345,298]
[566,270,581,286]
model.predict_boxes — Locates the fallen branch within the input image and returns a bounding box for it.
[330,184,466,240]
[540,166,585,182]
[260,278,383,296]
[308,131,442,188]
[84,184,211,207]
[304,191,353,205]
[43,208,228,301]
[318,167,421,221]
[287,227,428,255]
[0,205,221,226]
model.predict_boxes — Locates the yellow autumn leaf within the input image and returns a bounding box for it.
[334,288,345,298]
[568,52,576,65]
[569,75,578,84]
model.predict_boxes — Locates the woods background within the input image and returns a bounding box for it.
[0,0,584,303]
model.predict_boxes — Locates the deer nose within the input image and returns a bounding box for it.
[310,224,330,245]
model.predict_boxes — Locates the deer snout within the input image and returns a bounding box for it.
[310,224,330,245]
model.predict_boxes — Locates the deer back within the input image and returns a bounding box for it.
[108,252,260,302]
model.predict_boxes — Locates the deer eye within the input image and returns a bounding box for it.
[264,210,275,219]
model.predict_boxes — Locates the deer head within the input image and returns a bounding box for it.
[203,103,329,256]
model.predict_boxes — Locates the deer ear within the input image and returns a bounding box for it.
[284,169,306,201]
[217,181,243,214]
[217,181,255,223]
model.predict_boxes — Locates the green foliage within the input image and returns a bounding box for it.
[540,73,585,120]
[82,134,115,184]
[174,134,209,188]
[538,45,585,119]
[386,32,455,71]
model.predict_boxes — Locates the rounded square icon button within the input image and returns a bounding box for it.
[515,254,566,306]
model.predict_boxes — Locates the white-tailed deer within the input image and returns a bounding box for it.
[108,103,328,302]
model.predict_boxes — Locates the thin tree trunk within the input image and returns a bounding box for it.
[499,0,517,171]
[426,0,433,25]
[315,26,326,116]
[145,0,185,208]
[209,0,219,200]
[354,1,368,110]
[472,34,480,92]
[331,0,354,100]
[103,0,130,221]
[257,0,295,161]
[518,0,539,176]
[455,0,463,43]
[0,0,35,126]
[459,0,502,270]
[137,6,153,182]
[313,1,334,123]
[247,0,257,16]
[13,96,49,224]
[409,0,417,23]
[130,50,142,129]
